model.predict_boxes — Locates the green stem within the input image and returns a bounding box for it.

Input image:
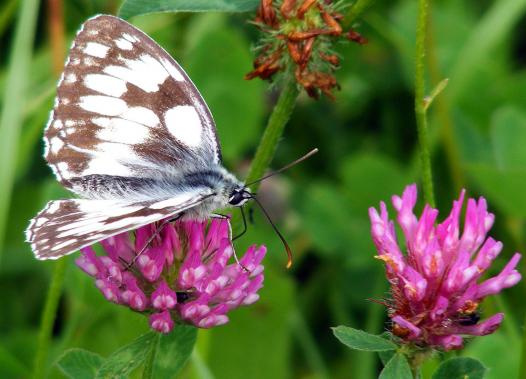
[244,77,299,189]
[142,333,161,379]
[232,77,298,239]
[32,260,67,379]
[414,0,435,207]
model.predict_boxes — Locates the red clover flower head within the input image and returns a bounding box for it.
[246,0,367,99]
[76,218,266,333]
[369,184,521,350]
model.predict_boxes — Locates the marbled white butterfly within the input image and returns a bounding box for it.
[26,15,255,261]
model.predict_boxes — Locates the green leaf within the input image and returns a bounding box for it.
[491,106,526,169]
[378,349,396,366]
[184,13,264,163]
[57,349,105,379]
[95,332,158,379]
[332,326,397,352]
[432,357,486,379]
[379,353,413,379]
[153,325,197,378]
[119,0,259,19]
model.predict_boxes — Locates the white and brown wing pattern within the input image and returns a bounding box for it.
[26,189,214,260]
[45,15,221,197]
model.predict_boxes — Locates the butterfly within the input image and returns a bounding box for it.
[25,15,254,261]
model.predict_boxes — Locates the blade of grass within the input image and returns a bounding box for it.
[0,0,41,264]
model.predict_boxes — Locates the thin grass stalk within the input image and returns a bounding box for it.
[414,0,435,207]
[0,0,40,263]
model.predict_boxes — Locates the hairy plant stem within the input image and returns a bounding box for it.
[142,333,161,379]
[32,260,67,379]
[415,0,435,207]
[231,76,298,253]
[244,77,299,189]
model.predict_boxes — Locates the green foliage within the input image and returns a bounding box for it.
[2,0,526,378]
[332,326,397,352]
[57,349,104,379]
[378,353,412,379]
[57,328,197,378]
[95,332,158,378]
[432,357,486,379]
[153,325,197,378]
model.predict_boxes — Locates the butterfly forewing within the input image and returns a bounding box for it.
[45,15,221,198]
[26,189,215,260]
[26,15,235,260]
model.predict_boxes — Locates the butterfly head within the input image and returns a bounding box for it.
[228,187,252,207]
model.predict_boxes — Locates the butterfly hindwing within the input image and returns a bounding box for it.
[26,188,215,260]
[45,15,221,198]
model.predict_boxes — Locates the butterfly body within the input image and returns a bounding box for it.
[26,15,251,260]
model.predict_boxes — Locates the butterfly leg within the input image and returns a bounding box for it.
[210,213,229,219]
[125,213,184,271]
[211,210,249,273]
[232,207,248,241]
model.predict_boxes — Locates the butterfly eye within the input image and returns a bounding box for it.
[229,190,249,206]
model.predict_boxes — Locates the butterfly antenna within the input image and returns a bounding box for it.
[248,194,293,269]
[244,148,318,188]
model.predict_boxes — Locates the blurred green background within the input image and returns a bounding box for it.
[1,0,526,378]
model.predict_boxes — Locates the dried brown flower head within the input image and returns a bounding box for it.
[246,0,367,99]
